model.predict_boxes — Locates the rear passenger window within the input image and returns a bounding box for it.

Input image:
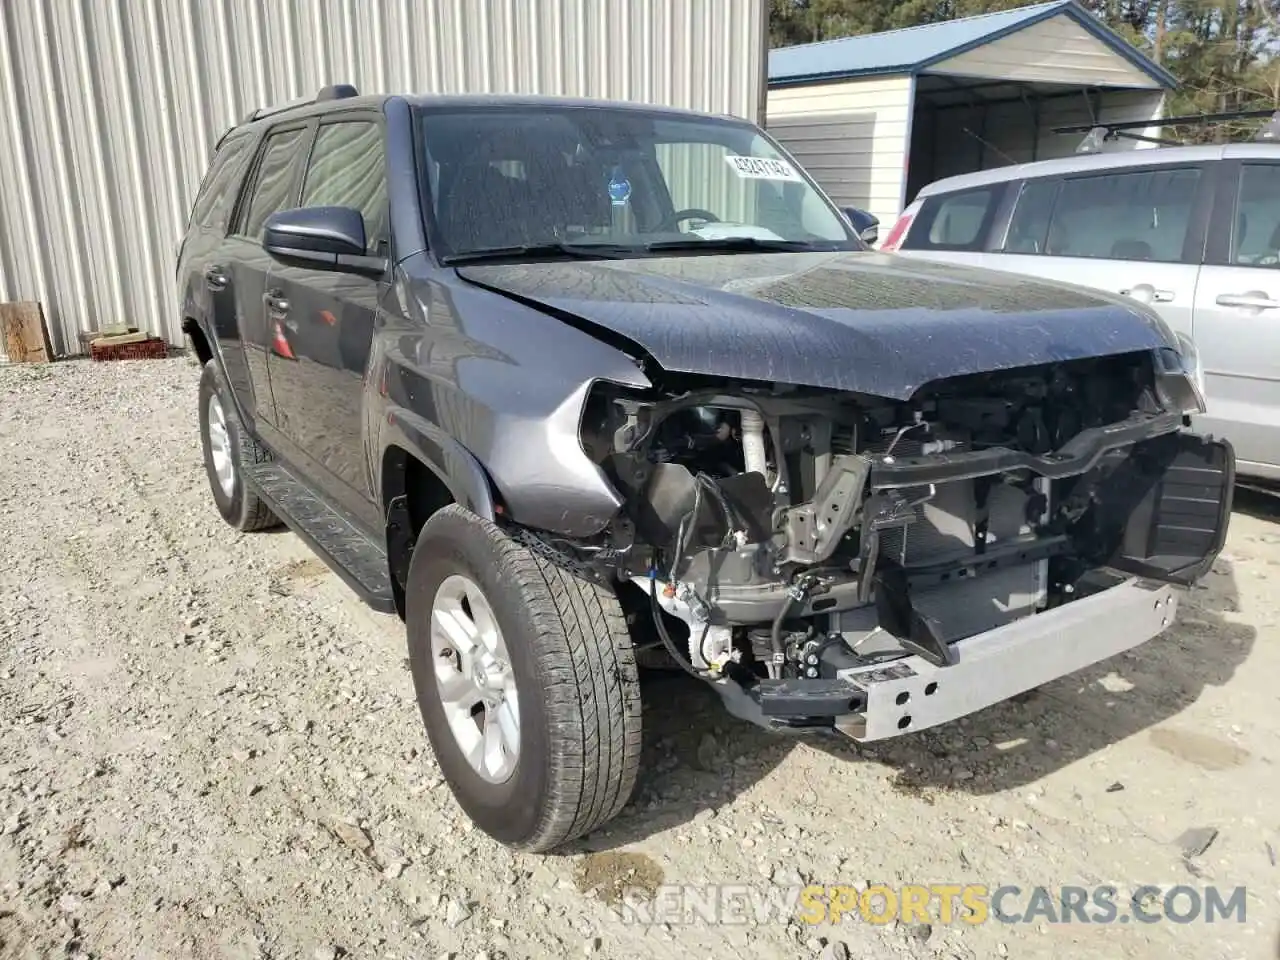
[1002,179,1060,254]
[1232,164,1280,266]
[1046,167,1200,263]
[189,137,251,231]
[241,127,309,239]
[300,120,389,254]
[903,187,997,250]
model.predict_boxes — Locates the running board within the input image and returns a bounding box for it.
[245,462,397,613]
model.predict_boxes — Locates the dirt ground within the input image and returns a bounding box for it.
[2,357,1278,960]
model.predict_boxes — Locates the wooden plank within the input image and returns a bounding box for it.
[0,301,54,363]
[91,331,149,346]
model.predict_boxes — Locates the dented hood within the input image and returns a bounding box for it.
[456,250,1177,400]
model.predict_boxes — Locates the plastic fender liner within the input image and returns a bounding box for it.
[1094,434,1235,586]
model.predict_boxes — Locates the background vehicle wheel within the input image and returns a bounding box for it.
[197,360,280,532]
[406,505,642,852]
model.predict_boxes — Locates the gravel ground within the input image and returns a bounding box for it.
[1,357,1279,960]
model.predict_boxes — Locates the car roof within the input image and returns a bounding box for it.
[234,91,747,137]
[915,142,1280,197]
[236,93,391,132]
[406,92,746,123]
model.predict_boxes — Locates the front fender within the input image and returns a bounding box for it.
[379,405,496,522]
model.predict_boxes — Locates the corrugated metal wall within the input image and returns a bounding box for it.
[0,0,765,359]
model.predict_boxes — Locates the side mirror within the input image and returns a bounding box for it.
[263,207,386,276]
[843,206,879,245]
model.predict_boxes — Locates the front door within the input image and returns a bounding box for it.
[1191,159,1280,479]
[263,115,389,530]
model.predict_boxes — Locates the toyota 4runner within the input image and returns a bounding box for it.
[178,85,1233,852]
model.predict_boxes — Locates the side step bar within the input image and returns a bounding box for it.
[245,462,397,614]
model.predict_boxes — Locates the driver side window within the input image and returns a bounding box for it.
[300,120,389,256]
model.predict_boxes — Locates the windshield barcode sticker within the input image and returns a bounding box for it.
[724,155,803,182]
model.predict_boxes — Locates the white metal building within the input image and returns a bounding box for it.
[766,0,1173,232]
[0,0,767,359]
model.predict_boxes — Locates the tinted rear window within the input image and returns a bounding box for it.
[901,186,1000,251]
[189,136,252,231]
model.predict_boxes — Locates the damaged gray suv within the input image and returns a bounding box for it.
[178,87,1233,852]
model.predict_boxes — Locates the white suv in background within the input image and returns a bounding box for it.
[879,143,1280,485]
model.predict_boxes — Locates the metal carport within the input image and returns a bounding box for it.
[765,0,1176,231]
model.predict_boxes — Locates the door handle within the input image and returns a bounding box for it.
[264,291,290,314]
[1119,284,1174,303]
[204,267,228,291]
[1215,292,1280,310]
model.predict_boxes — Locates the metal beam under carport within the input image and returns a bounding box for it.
[898,0,1172,204]
[903,74,1167,207]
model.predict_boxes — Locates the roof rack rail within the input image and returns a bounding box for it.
[1054,108,1280,154]
[240,83,359,125]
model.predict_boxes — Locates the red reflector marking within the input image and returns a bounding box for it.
[880,213,914,252]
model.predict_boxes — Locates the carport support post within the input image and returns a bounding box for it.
[976,96,988,168]
[1021,89,1041,162]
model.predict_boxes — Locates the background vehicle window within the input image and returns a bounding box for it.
[1046,167,1199,262]
[241,127,308,239]
[300,121,389,254]
[189,137,251,231]
[903,187,997,250]
[1002,179,1060,254]
[1232,164,1280,266]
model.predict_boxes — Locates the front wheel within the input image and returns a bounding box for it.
[405,506,642,852]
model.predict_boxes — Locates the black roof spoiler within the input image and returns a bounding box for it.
[1054,108,1280,153]
[239,84,359,125]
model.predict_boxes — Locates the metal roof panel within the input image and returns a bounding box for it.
[767,0,1175,89]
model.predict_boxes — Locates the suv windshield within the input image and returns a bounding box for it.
[415,104,858,261]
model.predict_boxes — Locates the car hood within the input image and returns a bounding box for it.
[456,250,1176,400]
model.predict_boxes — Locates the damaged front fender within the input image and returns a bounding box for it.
[485,376,655,538]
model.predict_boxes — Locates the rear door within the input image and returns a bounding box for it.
[901,163,1212,346]
[1190,156,1280,478]
[178,133,256,405]
[224,120,314,428]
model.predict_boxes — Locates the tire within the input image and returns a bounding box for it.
[197,360,280,532]
[405,505,642,852]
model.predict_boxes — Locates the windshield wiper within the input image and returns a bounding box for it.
[440,242,628,265]
[640,237,822,254]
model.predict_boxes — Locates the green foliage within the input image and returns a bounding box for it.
[770,0,1280,142]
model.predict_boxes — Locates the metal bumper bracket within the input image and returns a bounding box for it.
[836,576,1179,741]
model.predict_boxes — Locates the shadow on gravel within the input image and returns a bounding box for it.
[576,548,1256,849]
[556,666,820,854]
[1233,485,1280,523]
[570,669,793,853]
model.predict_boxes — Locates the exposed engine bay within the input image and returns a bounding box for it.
[527,344,1231,736]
